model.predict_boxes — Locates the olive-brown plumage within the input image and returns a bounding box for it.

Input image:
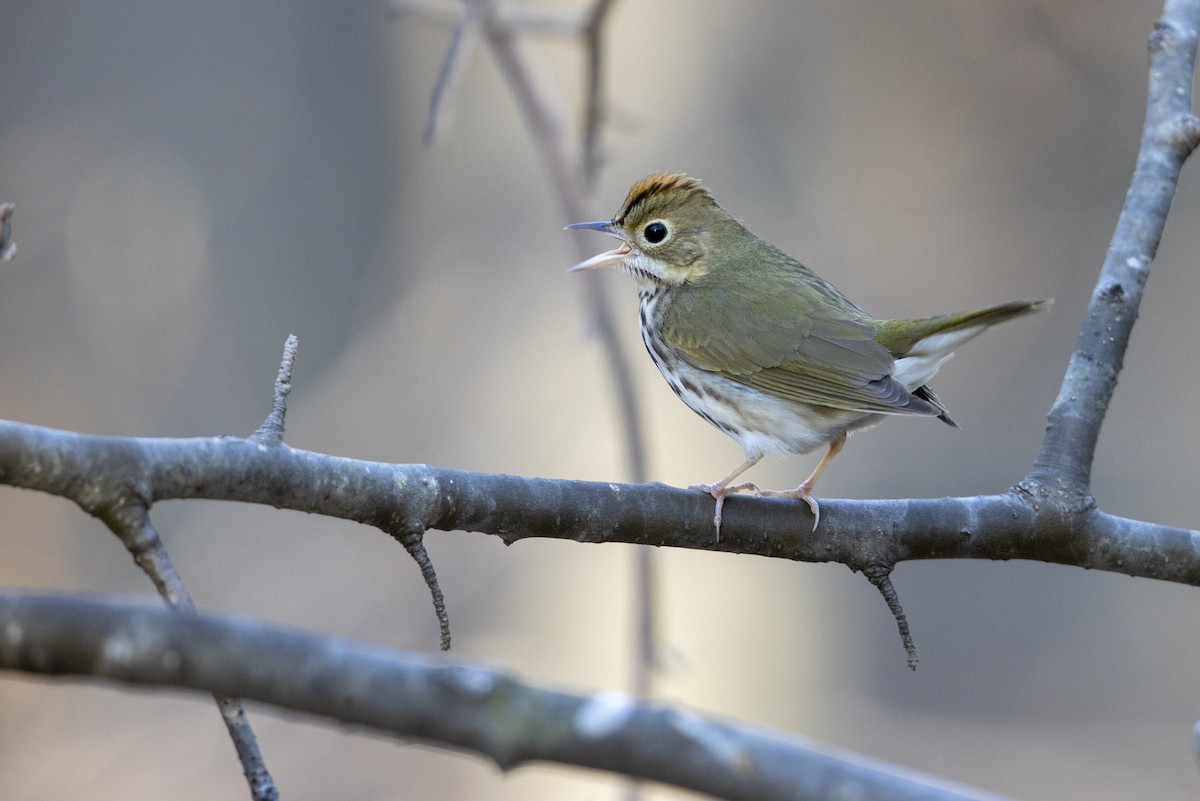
[570,172,1049,533]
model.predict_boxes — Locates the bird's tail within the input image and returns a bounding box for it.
[878,298,1052,413]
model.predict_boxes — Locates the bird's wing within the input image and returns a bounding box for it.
[658,269,939,416]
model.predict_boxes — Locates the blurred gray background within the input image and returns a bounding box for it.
[2,1,1198,799]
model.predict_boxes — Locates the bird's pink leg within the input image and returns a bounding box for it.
[689,453,763,538]
[760,432,847,530]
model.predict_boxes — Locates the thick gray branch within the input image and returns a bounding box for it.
[0,592,1015,801]
[1,419,1196,586]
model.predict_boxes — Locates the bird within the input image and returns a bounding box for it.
[568,172,1049,535]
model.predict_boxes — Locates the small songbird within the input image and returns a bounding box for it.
[569,172,1049,534]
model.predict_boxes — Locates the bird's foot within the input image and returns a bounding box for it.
[688,481,760,540]
[759,481,821,531]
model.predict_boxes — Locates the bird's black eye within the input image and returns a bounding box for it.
[643,221,669,244]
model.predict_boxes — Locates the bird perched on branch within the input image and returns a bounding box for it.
[570,172,1049,534]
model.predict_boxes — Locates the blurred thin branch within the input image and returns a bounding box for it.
[581,0,618,185]
[422,0,490,144]
[397,0,646,482]
[0,592,1018,801]
[392,2,590,37]
[397,0,659,742]
[0,203,15,262]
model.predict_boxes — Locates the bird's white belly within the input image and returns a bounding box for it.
[659,355,867,458]
[637,303,873,459]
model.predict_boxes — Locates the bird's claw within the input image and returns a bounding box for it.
[688,481,761,540]
[760,483,821,531]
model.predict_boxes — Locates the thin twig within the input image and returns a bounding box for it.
[479,16,660,801]
[392,2,589,37]
[581,0,618,187]
[862,565,917,670]
[567,1,660,746]
[472,1,657,714]
[403,0,647,512]
[0,203,15,262]
[251,335,298,445]
[392,525,452,650]
[576,1,659,729]
[423,0,491,144]
[100,505,279,801]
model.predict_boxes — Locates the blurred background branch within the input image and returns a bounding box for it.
[396,1,658,772]
[0,204,14,262]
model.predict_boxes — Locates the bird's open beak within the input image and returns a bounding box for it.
[566,220,631,271]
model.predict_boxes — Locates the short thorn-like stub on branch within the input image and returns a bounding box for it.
[861,564,919,670]
[1172,113,1200,156]
[251,335,299,445]
[393,525,452,651]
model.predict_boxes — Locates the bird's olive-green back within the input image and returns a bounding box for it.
[657,232,934,415]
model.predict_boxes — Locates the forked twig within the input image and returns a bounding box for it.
[423,0,491,144]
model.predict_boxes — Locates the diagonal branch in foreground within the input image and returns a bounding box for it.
[0,592,1018,801]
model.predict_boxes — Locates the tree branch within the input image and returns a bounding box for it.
[391,2,590,38]
[0,592,1017,801]
[5,0,1200,795]
[581,0,618,186]
[0,203,14,262]
[1027,0,1200,496]
[250,333,298,446]
[98,448,280,799]
[391,523,452,650]
[862,566,918,670]
[1,418,1196,587]
[413,0,660,732]
[422,0,491,144]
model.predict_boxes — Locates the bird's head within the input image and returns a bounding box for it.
[568,173,735,289]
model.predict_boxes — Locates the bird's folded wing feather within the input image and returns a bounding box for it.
[659,274,939,416]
